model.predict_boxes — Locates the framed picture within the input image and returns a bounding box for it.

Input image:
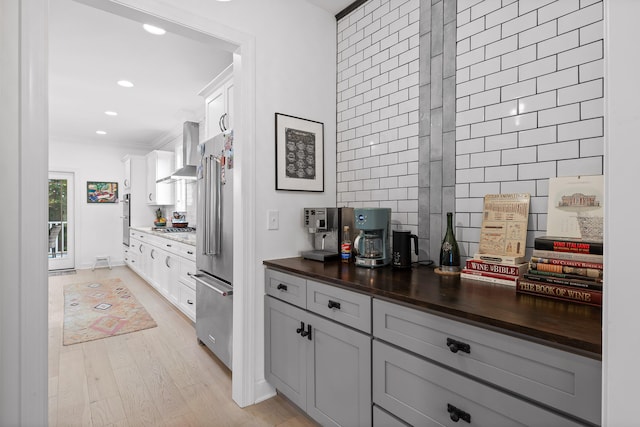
[275,113,324,192]
[86,181,118,203]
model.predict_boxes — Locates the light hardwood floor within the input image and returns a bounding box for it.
[49,266,317,427]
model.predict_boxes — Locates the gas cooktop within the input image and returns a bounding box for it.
[153,227,196,233]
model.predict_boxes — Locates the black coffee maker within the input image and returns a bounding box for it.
[392,230,419,268]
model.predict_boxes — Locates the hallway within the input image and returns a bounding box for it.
[48,266,315,426]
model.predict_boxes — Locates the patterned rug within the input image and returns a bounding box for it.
[63,278,157,345]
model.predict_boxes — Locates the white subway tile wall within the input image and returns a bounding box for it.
[455,0,604,257]
[337,0,421,235]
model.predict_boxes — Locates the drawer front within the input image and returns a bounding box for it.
[163,240,196,261]
[265,269,307,308]
[307,280,371,333]
[178,282,196,322]
[179,258,197,290]
[373,340,585,427]
[373,299,601,425]
[373,405,410,427]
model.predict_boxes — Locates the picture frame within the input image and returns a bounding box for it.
[86,181,118,203]
[275,113,324,192]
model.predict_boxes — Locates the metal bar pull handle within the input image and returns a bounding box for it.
[202,155,211,255]
[211,157,222,254]
[190,273,233,297]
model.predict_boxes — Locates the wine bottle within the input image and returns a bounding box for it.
[440,212,460,272]
[341,226,352,263]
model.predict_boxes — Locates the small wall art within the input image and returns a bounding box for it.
[275,113,324,192]
[86,181,118,203]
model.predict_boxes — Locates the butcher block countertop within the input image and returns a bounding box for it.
[263,257,602,359]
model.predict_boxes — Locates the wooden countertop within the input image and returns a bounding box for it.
[263,257,602,359]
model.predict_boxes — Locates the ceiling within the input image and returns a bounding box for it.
[48,0,354,150]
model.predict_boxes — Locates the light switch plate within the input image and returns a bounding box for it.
[267,210,279,230]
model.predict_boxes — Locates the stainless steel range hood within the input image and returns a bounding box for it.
[157,121,199,183]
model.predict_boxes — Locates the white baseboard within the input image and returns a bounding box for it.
[253,379,276,404]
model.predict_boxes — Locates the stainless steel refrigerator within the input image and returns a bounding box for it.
[193,131,234,370]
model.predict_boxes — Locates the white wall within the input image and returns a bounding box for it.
[336,0,421,232]
[49,139,151,268]
[109,0,338,404]
[455,0,604,256]
[603,1,640,425]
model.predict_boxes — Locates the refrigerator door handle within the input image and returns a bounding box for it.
[203,155,221,256]
[190,273,233,297]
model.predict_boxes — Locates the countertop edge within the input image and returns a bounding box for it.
[130,226,196,246]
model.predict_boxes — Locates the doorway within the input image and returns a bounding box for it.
[48,171,75,271]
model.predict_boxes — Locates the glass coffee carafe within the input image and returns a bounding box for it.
[355,230,384,259]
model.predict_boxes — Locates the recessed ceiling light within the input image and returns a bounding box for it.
[216,0,232,2]
[117,80,134,88]
[105,111,118,116]
[143,24,166,35]
[96,130,107,135]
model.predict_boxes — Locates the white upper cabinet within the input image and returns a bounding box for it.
[199,64,234,139]
[146,150,174,205]
[123,156,132,191]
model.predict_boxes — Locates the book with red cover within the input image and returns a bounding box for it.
[530,256,603,270]
[534,236,603,255]
[516,279,602,307]
[523,273,603,291]
[465,259,527,277]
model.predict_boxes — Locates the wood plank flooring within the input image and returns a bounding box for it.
[49,266,317,427]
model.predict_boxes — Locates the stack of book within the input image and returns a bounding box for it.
[460,257,528,286]
[516,236,603,307]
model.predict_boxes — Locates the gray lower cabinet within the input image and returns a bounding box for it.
[373,340,586,427]
[372,299,601,426]
[265,295,372,427]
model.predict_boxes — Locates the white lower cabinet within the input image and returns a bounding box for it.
[128,230,196,321]
[265,269,372,427]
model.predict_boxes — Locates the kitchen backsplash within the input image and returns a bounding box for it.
[336,0,604,261]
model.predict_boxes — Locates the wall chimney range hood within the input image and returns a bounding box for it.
[157,121,199,183]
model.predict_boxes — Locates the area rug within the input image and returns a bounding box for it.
[63,278,157,345]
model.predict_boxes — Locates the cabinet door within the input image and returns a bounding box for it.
[264,296,307,411]
[146,151,174,205]
[306,311,372,427]
[123,157,131,190]
[205,86,225,138]
[146,153,157,204]
[156,248,177,299]
[224,79,234,130]
[148,245,162,291]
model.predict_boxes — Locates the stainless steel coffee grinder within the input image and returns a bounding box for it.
[353,208,391,268]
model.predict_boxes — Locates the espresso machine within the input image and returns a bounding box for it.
[302,207,355,261]
[353,208,392,268]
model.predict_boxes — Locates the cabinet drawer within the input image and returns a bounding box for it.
[307,280,371,333]
[179,258,197,289]
[178,282,196,322]
[373,405,410,427]
[265,269,307,308]
[162,240,196,261]
[373,340,585,427]
[373,299,601,425]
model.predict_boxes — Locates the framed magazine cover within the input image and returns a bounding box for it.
[275,113,324,192]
